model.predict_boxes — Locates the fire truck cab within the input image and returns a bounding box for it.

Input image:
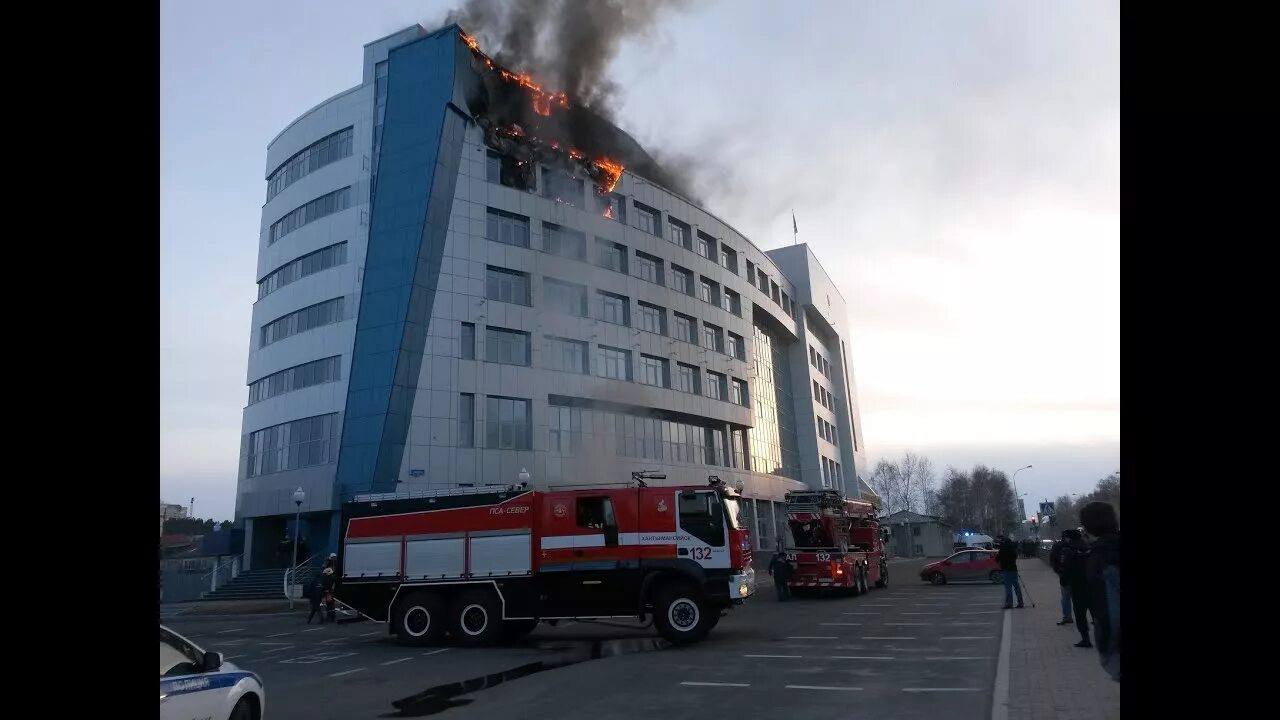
[783,489,888,595]
[335,474,754,646]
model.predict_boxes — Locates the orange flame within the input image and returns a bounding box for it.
[603,205,615,219]
[461,32,480,52]
[595,158,624,193]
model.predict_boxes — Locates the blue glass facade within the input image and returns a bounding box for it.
[336,27,467,498]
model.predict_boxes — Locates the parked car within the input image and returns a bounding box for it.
[920,549,1002,585]
[161,625,264,720]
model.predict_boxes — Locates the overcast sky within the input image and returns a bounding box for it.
[160,0,1119,522]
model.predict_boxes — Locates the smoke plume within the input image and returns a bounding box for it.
[448,0,688,118]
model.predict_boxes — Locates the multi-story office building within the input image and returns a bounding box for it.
[235,24,870,569]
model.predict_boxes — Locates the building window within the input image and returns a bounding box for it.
[634,202,660,236]
[266,127,354,202]
[637,302,666,335]
[698,277,717,305]
[673,312,697,344]
[545,336,588,374]
[635,251,663,284]
[246,413,338,478]
[597,192,626,223]
[269,186,353,245]
[459,394,475,447]
[485,327,530,366]
[670,218,692,249]
[260,297,344,347]
[486,150,502,184]
[595,290,630,326]
[461,322,475,360]
[757,268,769,293]
[694,230,713,258]
[719,244,738,274]
[486,266,531,306]
[595,345,632,381]
[639,354,669,388]
[548,403,583,454]
[706,371,727,401]
[257,242,348,300]
[247,356,341,405]
[544,278,588,317]
[702,323,724,353]
[818,418,826,442]
[485,396,531,449]
[595,239,627,273]
[542,168,584,207]
[487,209,530,248]
[671,265,694,296]
[813,380,823,404]
[727,332,745,360]
[781,291,791,317]
[790,299,797,318]
[544,222,587,260]
[731,428,748,470]
[746,259,756,284]
[674,362,701,394]
[771,280,781,304]
[722,288,740,316]
[810,346,817,367]
[730,378,749,406]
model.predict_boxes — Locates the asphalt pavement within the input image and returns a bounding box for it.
[166,559,1010,720]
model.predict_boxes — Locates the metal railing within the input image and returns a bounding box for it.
[283,552,320,600]
[201,555,242,595]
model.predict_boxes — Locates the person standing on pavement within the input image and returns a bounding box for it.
[996,535,1024,609]
[768,551,793,601]
[1050,530,1079,625]
[321,559,338,622]
[1061,530,1093,646]
[305,574,325,624]
[1080,501,1121,683]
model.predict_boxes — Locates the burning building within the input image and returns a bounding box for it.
[234,24,869,570]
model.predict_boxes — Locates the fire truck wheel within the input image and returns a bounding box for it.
[930,571,947,585]
[654,584,711,645]
[501,619,539,641]
[451,590,503,646]
[861,566,870,594]
[393,592,446,646]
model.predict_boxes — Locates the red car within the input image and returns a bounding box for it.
[920,549,1002,585]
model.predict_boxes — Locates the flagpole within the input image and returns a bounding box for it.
[792,210,798,245]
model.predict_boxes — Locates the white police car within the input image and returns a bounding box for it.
[161,624,264,720]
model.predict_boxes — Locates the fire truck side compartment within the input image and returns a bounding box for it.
[468,530,532,576]
[404,534,465,579]
[344,538,402,577]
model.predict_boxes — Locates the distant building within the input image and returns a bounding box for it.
[882,510,952,558]
[159,502,188,536]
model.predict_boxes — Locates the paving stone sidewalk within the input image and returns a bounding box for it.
[1008,559,1119,720]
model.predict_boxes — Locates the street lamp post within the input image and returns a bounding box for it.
[289,487,305,609]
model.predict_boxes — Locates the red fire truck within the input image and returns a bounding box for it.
[335,473,755,646]
[783,489,888,595]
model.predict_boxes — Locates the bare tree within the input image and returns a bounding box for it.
[933,465,1019,535]
[870,451,937,515]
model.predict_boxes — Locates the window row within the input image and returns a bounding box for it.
[247,356,341,405]
[484,266,744,359]
[548,401,729,467]
[257,242,348,300]
[261,297,345,347]
[245,413,338,478]
[812,380,838,412]
[817,417,839,448]
[821,455,844,489]
[266,127,354,202]
[269,186,353,245]
[483,154,626,223]
[809,344,833,379]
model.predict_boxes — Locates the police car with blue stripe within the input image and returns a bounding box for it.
[161,625,264,720]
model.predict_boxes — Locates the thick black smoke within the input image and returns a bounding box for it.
[446,0,698,199]
[448,0,687,117]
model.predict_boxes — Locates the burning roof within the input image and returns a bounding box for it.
[458,28,682,200]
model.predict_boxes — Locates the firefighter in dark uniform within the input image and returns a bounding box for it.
[768,551,794,601]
